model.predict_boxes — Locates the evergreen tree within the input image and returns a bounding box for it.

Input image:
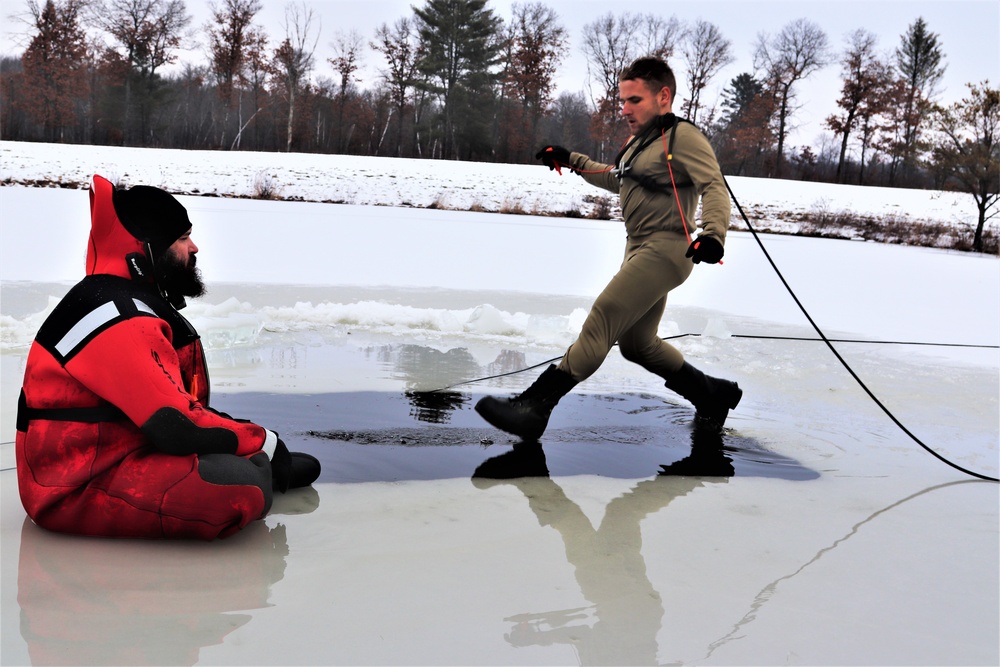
[413,0,501,160]
[892,17,947,184]
[715,73,776,176]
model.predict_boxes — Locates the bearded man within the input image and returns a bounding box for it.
[15,175,320,540]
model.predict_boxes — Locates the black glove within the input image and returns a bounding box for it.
[685,236,724,264]
[535,145,572,173]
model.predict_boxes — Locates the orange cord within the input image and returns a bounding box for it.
[549,135,721,265]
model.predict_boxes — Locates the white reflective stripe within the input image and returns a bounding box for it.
[261,429,278,460]
[133,299,156,316]
[55,301,121,356]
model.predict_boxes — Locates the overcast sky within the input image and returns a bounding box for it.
[3,0,998,149]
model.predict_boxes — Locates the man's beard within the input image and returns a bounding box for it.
[155,250,206,298]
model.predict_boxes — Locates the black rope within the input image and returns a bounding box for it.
[723,177,998,483]
[430,331,997,393]
[432,183,999,483]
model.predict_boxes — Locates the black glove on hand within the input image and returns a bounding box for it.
[535,145,572,172]
[685,236,724,264]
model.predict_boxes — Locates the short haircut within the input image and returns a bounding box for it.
[620,57,676,100]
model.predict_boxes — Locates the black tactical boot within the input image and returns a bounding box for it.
[664,361,743,428]
[475,365,577,441]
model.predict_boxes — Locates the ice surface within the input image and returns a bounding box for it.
[1,143,997,665]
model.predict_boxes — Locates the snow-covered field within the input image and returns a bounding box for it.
[1,140,987,236]
[1,141,997,665]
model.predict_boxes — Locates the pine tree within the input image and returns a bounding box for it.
[413,0,501,160]
[892,17,947,185]
[715,73,777,177]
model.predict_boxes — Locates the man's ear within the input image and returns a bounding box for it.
[659,86,673,111]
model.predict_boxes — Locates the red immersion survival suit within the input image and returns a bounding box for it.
[16,175,278,539]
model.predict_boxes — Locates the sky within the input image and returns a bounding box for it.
[2,0,999,147]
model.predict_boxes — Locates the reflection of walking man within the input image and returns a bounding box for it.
[474,438,730,665]
[477,57,741,441]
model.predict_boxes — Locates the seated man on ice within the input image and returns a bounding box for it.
[15,175,320,540]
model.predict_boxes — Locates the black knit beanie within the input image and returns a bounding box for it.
[112,185,192,258]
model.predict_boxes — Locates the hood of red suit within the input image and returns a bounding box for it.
[86,174,148,280]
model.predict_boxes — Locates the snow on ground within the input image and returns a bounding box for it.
[1,141,998,665]
[0,140,986,235]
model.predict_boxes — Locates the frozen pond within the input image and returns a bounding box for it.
[2,185,997,665]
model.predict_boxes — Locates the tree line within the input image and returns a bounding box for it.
[2,0,996,250]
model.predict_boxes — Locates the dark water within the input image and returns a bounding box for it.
[215,390,819,484]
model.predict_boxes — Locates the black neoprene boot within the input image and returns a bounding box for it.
[475,365,577,441]
[286,452,321,489]
[271,439,322,492]
[664,362,743,428]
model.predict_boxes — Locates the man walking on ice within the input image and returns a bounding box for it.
[476,56,742,441]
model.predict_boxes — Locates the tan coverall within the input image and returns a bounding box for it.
[556,119,731,382]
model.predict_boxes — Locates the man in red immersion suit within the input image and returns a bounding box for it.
[15,175,321,539]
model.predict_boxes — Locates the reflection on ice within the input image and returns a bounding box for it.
[473,439,722,665]
[16,518,290,665]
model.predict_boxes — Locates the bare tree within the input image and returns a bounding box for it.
[371,17,423,157]
[89,0,191,143]
[930,82,999,252]
[271,0,317,152]
[679,19,734,124]
[206,0,261,148]
[499,2,565,160]
[329,28,363,152]
[753,18,830,177]
[21,0,90,142]
[581,12,682,158]
[825,29,895,182]
[633,13,682,62]
[234,24,267,149]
